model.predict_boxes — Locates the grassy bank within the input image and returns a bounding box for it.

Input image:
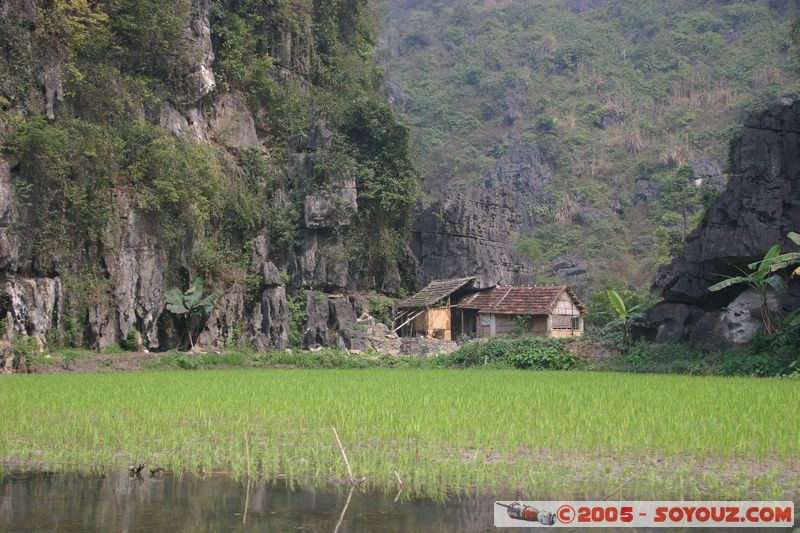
[1,369,798,499]
[27,334,800,377]
[22,337,583,373]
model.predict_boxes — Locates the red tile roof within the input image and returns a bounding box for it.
[456,285,584,315]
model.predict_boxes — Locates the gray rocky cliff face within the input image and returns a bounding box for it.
[304,291,331,347]
[641,100,800,343]
[0,1,409,354]
[328,297,370,351]
[303,180,357,230]
[0,158,27,272]
[195,241,292,351]
[0,156,61,344]
[176,0,216,105]
[3,277,61,342]
[209,90,260,149]
[157,0,218,144]
[195,287,245,349]
[101,190,167,348]
[247,260,290,350]
[293,123,359,292]
[410,139,549,288]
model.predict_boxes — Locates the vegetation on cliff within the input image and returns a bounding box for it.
[379,0,800,285]
[0,0,420,349]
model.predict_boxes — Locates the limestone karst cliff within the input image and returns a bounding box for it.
[641,100,800,343]
[0,0,419,351]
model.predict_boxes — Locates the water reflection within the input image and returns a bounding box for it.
[0,472,495,532]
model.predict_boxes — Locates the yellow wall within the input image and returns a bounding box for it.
[411,308,452,340]
[426,308,451,340]
[551,328,582,338]
[553,293,580,316]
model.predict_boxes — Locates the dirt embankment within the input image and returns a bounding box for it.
[565,340,621,361]
[28,352,155,374]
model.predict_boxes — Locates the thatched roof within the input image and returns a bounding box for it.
[396,278,477,309]
[456,285,584,315]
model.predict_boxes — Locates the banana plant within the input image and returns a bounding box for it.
[747,232,800,275]
[785,308,800,329]
[165,277,223,349]
[709,232,800,335]
[603,289,646,349]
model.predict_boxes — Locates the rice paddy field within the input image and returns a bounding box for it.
[1,369,798,500]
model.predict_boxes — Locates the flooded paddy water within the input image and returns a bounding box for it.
[2,471,798,532]
[1,471,496,532]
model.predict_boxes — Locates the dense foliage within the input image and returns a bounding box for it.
[591,334,799,377]
[380,0,800,285]
[445,336,578,370]
[0,0,420,347]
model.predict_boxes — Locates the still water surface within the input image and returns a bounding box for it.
[1,471,495,532]
[2,472,794,532]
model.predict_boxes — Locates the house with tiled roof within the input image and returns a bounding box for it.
[394,279,584,340]
[456,285,585,338]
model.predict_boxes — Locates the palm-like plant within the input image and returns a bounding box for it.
[165,277,223,349]
[603,290,646,349]
[709,232,800,335]
[750,232,800,276]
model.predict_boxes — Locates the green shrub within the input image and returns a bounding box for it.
[287,294,309,349]
[153,351,206,370]
[10,118,118,263]
[120,329,143,352]
[585,283,656,331]
[175,353,203,370]
[596,337,799,377]
[505,337,579,370]
[368,294,395,326]
[718,333,799,377]
[106,0,189,79]
[447,336,577,370]
[254,348,376,369]
[597,342,715,374]
[11,335,40,372]
[199,352,247,367]
[60,315,84,348]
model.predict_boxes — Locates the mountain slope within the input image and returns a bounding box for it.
[379,0,800,290]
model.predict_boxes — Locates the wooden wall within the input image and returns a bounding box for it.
[553,292,580,316]
[551,292,583,337]
[412,307,452,340]
[476,315,548,338]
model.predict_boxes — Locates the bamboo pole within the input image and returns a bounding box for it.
[332,427,354,484]
[243,429,251,525]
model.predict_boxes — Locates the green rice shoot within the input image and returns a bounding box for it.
[1,369,797,500]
